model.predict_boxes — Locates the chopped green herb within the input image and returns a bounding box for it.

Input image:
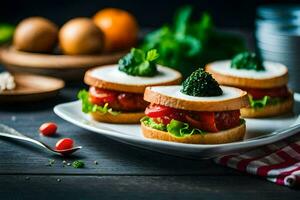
[77,90,120,115]
[72,160,85,168]
[48,159,55,165]
[231,52,265,71]
[118,48,159,77]
[181,68,223,97]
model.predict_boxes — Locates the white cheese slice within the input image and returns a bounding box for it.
[89,64,181,85]
[150,85,242,102]
[208,60,287,79]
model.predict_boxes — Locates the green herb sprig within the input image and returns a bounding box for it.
[118,48,159,77]
[140,6,246,77]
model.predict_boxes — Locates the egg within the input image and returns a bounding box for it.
[13,17,58,52]
[59,18,104,55]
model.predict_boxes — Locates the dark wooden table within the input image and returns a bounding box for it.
[0,67,299,200]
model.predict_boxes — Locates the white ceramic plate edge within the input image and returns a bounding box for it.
[54,101,300,157]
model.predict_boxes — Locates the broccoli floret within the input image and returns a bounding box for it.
[118,48,159,77]
[231,52,265,71]
[181,68,223,97]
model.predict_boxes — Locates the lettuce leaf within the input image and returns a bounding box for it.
[167,119,203,137]
[249,95,281,108]
[77,90,120,115]
[141,117,166,131]
[141,117,203,137]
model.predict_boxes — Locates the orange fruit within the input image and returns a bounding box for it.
[93,8,138,52]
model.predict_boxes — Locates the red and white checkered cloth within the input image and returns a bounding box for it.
[215,134,300,187]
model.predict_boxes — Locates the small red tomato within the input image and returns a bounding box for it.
[39,122,57,136]
[55,138,74,150]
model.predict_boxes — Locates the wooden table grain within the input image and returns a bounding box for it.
[0,68,299,200]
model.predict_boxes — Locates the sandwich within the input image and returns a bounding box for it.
[78,48,182,123]
[141,68,249,144]
[206,52,293,118]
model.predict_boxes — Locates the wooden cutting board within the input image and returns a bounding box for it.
[0,46,126,81]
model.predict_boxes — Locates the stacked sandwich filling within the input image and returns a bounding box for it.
[240,85,290,108]
[142,104,241,136]
[88,86,148,112]
[141,69,248,138]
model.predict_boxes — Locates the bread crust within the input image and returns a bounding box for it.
[141,122,246,144]
[241,95,294,118]
[143,86,249,111]
[84,66,182,93]
[206,63,288,89]
[91,111,144,124]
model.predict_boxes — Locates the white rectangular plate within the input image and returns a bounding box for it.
[54,97,300,159]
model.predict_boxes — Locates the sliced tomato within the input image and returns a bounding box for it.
[145,104,186,124]
[185,112,219,132]
[242,86,289,99]
[145,104,176,118]
[89,87,118,105]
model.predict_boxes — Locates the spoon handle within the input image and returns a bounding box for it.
[0,132,56,153]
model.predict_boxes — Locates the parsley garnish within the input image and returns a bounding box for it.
[118,48,159,77]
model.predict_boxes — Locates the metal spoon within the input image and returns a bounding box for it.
[0,124,81,155]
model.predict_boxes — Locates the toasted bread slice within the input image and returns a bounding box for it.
[84,64,182,93]
[206,60,288,89]
[144,85,249,111]
[141,122,246,144]
[241,95,294,118]
[91,111,144,124]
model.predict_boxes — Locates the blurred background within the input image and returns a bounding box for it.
[2,0,300,29]
[1,0,300,91]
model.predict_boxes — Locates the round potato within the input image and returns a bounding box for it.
[13,17,58,52]
[59,18,104,55]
